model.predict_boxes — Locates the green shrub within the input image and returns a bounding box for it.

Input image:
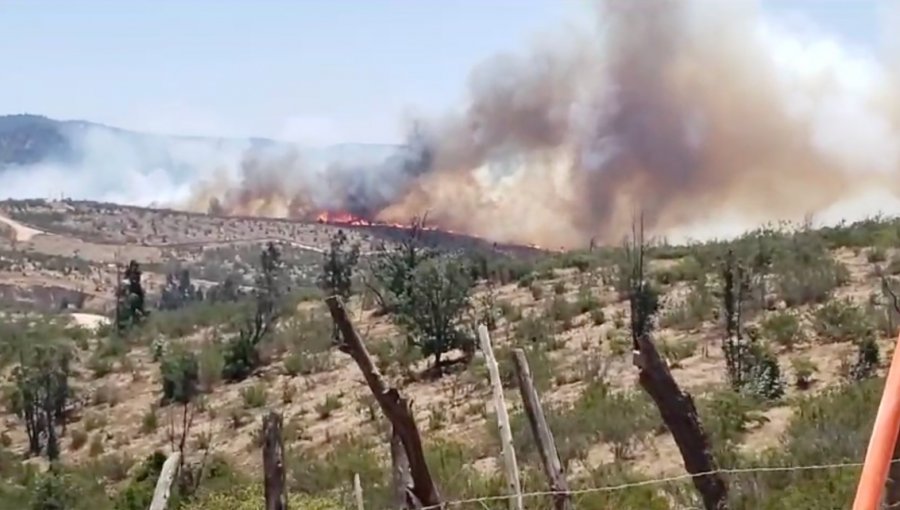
[553,281,567,295]
[141,405,158,434]
[813,298,873,343]
[775,244,849,307]
[791,356,817,389]
[654,256,704,284]
[240,383,267,409]
[283,351,334,376]
[180,483,342,510]
[761,311,804,350]
[868,246,888,263]
[530,284,544,301]
[198,341,225,391]
[315,394,342,420]
[590,307,606,326]
[660,338,697,366]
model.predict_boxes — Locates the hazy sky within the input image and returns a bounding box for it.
[0,0,884,145]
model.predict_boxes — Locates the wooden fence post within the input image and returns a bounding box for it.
[326,296,440,509]
[148,452,181,510]
[354,473,365,510]
[262,411,288,510]
[478,325,523,510]
[512,348,571,510]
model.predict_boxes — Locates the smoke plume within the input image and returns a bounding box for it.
[5,0,900,249]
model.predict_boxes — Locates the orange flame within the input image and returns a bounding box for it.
[315,210,372,226]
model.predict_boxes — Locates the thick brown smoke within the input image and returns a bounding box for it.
[192,0,900,248]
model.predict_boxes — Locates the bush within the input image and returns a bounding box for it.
[775,242,849,307]
[88,434,104,457]
[868,246,888,263]
[198,341,225,391]
[141,406,158,434]
[240,383,267,409]
[180,483,342,510]
[813,299,873,343]
[530,283,544,301]
[553,281,567,295]
[654,256,704,284]
[699,388,765,445]
[660,338,697,366]
[548,296,577,330]
[160,347,199,405]
[791,356,817,389]
[283,351,334,376]
[590,307,606,326]
[315,394,342,420]
[761,311,804,350]
[70,428,88,451]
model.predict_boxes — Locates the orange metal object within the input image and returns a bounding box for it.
[853,332,900,509]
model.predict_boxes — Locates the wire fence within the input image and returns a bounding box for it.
[416,458,895,510]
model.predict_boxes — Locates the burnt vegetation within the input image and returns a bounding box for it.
[2,215,900,509]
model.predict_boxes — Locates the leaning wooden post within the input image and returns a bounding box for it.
[148,452,181,510]
[478,324,523,510]
[354,473,365,510]
[512,348,571,510]
[325,296,440,509]
[262,411,288,510]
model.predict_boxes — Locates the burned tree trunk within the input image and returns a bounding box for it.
[326,296,441,509]
[390,427,416,509]
[512,348,571,510]
[634,335,728,510]
[625,217,728,510]
[262,411,288,510]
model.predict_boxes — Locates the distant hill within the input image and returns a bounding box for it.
[0,113,399,172]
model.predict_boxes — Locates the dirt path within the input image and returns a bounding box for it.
[0,214,45,241]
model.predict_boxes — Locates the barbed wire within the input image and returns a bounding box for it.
[417,458,900,509]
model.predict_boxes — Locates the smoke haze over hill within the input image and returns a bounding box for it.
[3,0,900,248]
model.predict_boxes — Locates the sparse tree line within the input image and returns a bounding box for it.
[5,216,900,508]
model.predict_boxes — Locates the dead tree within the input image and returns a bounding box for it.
[262,412,288,510]
[626,219,729,510]
[390,427,414,509]
[512,348,571,510]
[149,452,181,510]
[326,296,441,509]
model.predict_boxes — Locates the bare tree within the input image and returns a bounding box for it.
[625,217,728,510]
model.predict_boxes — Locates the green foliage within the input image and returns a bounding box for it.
[849,337,880,381]
[813,298,873,343]
[659,275,714,331]
[239,383,267,409]
[223,243,286,382]
[774,233,848,307]
[160,347,199,405]
[158,268,202,311]
[791,357,817,389]
[180,483,342,510]
[315,394,342,420]
[654,255,704,284]
[394,255,475,367]
[116,260,147,332]
[371,219,437,312]
[11,343,72,460]
[69,428,87,451]
[761,311,803,350]
[698,389,765,446]
[317,229,360,300]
